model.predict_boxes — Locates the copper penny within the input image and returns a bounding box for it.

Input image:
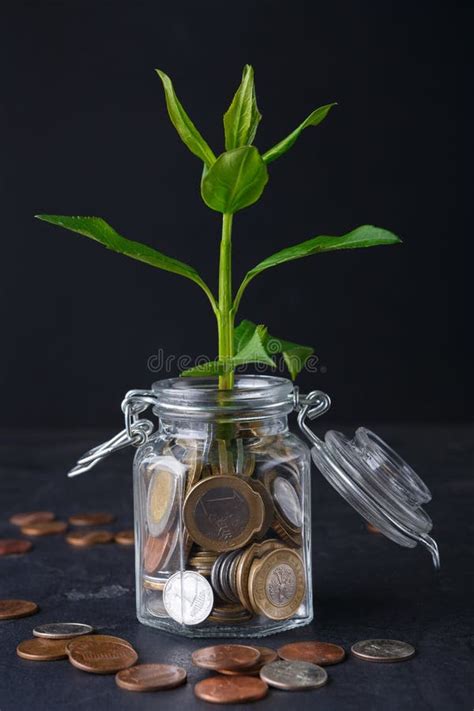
[278,641,346,666]
[66,634,134,654]
[218,646,278,675]
[20,521,67,536]
[17,637,69,661]
[192,645,261,671]
[115,663,187,691]
[0,599,39,620]
[68,637,138,674]
[143,532,173,574]
[194,675,268,704]
[9,511,55,527]
[68,512,115,526]
[115,530,134,546]
[0,539,33,556]
[66,530,114,547]
[366,523,382,534]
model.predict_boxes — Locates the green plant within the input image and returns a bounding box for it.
[36,65,401,390]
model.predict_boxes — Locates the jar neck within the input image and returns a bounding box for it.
[158,414,289,440]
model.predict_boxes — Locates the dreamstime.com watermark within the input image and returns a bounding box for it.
[147,348,327,375]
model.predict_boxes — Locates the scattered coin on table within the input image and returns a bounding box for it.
[0,599,39,620]
[0,539,33,556]
[192,644,261,671]
[351,639,416,663]
[17,637,70,661]
[66,634,135,653]
[278,641,346,666]
[217,646,278,675]
[67,636,138,674]
[194,675,269,704]
[20,521,67,536]
[260,659,328,690]
[65,530,114,547]
[115,663,187,691]
[68,512,115,526]
[9,511,55,527]
[115,530,134,546]
[33,622,94,639]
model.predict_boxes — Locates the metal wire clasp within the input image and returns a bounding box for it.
[294,389,332,442]
[68,389,158,478]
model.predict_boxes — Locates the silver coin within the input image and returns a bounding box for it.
[33,623,94,639]
[163,571,214,626]
[351,639,416,663]
[260,660,328,690]
[146,594,168,618]
[272,477,302,528]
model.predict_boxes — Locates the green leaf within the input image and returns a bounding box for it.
[233,226,402,311]
[34,215,217,311]
[235,320,314,380]
[156,69,216,169]
[201,146,269,213]
[180,361,226,377]
[233,324,276,367]
[262,102,337,164]
[223,64,261,151]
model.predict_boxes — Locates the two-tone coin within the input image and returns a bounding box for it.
[33,623,94,639]
[260,660,328,690]
[194,675,268,704]
[278,641,345,666]
[163,571,214,625]
[116,663,187,691]
[351,639,416,663]
[249,548,305,620]
[146,457,185,537]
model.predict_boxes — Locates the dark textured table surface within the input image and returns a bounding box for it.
[1,424,473,710]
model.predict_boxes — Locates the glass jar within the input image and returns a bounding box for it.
[133,376,313,638]
[68,373,439,639]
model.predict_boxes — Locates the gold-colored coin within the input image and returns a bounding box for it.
[146,459,182,537]
[183,476,264,552]
[250,548,305,620]
[235,539,285,611]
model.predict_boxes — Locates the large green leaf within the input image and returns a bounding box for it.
[201,146,269,213]
[234,226,401,310]
[35,215,216,308]
[262,102,337,164]
[223,64,261,151]
[156,70,216,169]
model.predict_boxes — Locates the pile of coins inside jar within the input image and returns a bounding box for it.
[140,427,309,627]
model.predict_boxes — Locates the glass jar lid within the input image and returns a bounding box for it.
[297,394,439,569]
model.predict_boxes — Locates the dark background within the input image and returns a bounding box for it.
[1,0,470,427]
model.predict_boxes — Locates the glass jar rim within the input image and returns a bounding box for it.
[151,375,294,420]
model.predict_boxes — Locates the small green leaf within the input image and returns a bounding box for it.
[201,146,269,213]
[234,318,258,352]
[34,215,217,312]
[180,360,226,377]
[223,64,261,151]
[156,69,216,168]
[262,102,337,164]
[233,324,276,367]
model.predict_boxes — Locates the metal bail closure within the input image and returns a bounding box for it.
[68,389,158,477]
[297,391,440,569]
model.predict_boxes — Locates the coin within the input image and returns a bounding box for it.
[366,523,382,534]
[194,675,268,704]
[143,531,175,574]
[9,511,55,526]
[218,646,278,675]
[146,594,168,618]
[192,644,261,671]
[143,575,167,591]
[351,639,416,663]
[235,539,285,611]
[20,521,67,536]
[17,637,69,661]
[66,530,114,547]
[115,530,134,546]
[147,457,184,536]
[163,571,214,625]
[260,660,327,690]
[183,475,264,552]
[250,548,305,620]
[68,512,115,526]
[245,478,274,539]
[278,641,345,666]
[272,476,302,528]
[33,623,94,639]
[0,539,33,556]
[116,663,187,691]
[68,637,138,673]
[0,599,38,620]
[66,635,134,653]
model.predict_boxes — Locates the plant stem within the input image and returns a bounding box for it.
[218,212,234,390]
